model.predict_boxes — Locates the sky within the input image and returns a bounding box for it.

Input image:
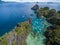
[2,0,60,2]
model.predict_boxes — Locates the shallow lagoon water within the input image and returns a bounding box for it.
[31,17,51,33]
[26,16,51,45]
[0,2,60,36]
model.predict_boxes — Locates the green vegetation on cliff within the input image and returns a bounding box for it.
[0,20,31,45]
[31,4,60,45]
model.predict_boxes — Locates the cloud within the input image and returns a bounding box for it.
[2,0,60,2]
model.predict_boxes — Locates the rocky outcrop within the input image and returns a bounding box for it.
[31,4,39,10]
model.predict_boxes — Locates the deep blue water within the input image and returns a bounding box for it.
[0,2,60,36]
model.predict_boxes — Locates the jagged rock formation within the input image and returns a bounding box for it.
[31,4,39,10]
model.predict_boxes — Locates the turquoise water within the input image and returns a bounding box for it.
[26,16,51,45]
[31,17,51,33]
[26,33,46,45]
[0,2,60,36]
